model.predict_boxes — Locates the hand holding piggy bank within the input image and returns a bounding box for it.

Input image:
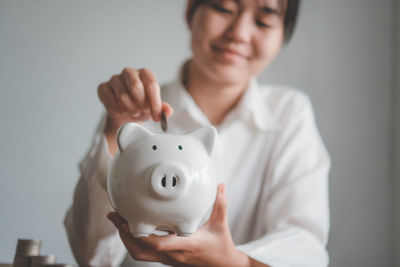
[107,123,218,237]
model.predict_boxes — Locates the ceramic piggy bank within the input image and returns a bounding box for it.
[107,122,218,237]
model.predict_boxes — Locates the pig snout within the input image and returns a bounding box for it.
[149,162,189,199]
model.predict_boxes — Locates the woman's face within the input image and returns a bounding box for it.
[188,0,285,85]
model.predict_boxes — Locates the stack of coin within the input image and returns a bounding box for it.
[13,239,42,267]
[8,238,74,267]
[30,255,56,267]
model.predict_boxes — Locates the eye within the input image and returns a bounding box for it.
[256,20,270,28]
[152,145,157,150]
[178,145,183,150]
[210,3,234,14]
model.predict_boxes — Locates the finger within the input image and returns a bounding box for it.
[139,68,162,121]
[118,229,170,263]
[141,108,151,116]
[109,75,140,116]
[141,234,193,252]
[206,183,227,226]
[161,102,174,117]
[166,251,190,265]
[107,212,130,233]
[98,82,124,113]
[108,216,187,266]
[107,213,176,263]
[121,68,147,109]
[107,76,126,111]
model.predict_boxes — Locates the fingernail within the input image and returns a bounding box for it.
[219,184,226,195]
[131,110,141,118]
[153,113,160,122]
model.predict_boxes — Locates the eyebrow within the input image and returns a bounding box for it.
[259,6,281,15]
[224,0,282,15]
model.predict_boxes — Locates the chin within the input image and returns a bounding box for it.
[207,63,250,85]
[215,73,246,85]
[192,55,252,85]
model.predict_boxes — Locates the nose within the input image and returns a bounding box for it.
[149,162,188,199]
[224,13,252,44]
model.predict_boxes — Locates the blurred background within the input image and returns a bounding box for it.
[0,0,399,266]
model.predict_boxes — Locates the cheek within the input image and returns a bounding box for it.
[253,31,284,67]
[190,10,229,50]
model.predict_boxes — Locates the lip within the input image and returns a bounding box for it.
[212,45,249,61]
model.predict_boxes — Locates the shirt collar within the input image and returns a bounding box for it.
[163,62,277,132]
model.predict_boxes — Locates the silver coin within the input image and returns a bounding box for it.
[30,255,57,267]
[17,239,42,246]
[15,239,42,257]
[16,245,41,250]
[15,246,41,257]
[161,110,167,132]
[13,256,30,267]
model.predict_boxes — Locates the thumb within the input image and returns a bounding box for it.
[206,183,228,227]
[161,102,174,117]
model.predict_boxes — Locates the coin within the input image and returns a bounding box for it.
[12,256,30,267]
[14,239,41,257]
[16,239,42,246]
[15,247,40,256]
[30,255,56,267]
[161,110,167,132]
[14,239,42,267]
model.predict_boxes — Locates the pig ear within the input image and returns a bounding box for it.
[189,125,218,157]
[117,122,153,153]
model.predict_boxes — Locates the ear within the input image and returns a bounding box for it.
[117,123,153,153]
[185,0,196,30]
[189,125,218,157]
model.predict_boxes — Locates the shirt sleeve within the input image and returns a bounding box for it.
[64,112,127,267]
[236,93,331,267]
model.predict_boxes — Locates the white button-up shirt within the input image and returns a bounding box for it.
[64,69,330,267]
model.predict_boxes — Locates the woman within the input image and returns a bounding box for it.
[65,0,330,266]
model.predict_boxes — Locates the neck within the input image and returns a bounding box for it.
[183,60,249,125]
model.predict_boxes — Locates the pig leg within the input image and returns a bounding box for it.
[129,222,155,238]
[175,221,199,237]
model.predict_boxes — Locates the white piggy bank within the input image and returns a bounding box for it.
[107,122,218,237]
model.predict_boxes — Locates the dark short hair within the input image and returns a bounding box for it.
[188,0,301,43]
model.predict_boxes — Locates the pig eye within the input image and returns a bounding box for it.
[152,145,157,150]
[178,145,183,150]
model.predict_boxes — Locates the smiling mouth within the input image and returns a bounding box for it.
[212,45,249,60]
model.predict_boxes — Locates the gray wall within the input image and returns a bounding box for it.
[267,1,394,265]
[0,1,396,266]
[395,0,400,265]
